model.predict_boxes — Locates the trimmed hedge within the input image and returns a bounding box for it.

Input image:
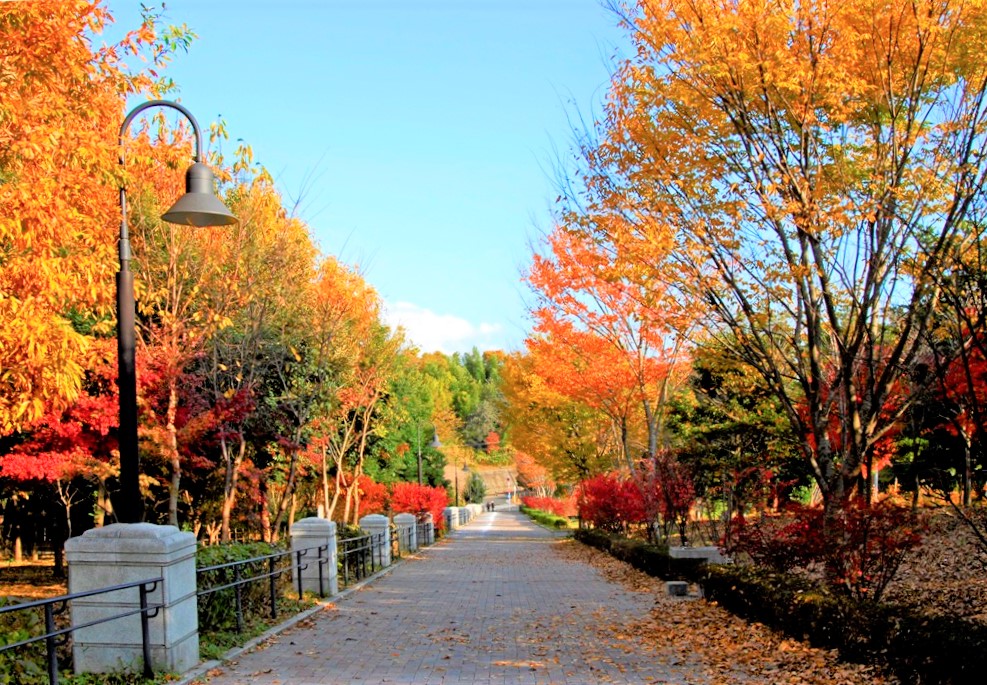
[520,505,572,530]
[576,528,987,685]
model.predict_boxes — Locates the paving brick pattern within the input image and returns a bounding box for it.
[196,510,705,685]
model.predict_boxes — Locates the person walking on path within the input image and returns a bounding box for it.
[190,510,891,685]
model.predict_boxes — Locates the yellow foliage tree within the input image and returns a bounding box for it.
[578,0,987,508]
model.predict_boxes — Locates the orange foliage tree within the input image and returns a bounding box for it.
[526,226,693,468]
[0,2,175,433]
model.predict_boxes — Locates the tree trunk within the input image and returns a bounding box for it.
[270,441,301,538]
[260,477,272,543]
[963,434,973,507]
[167,379,181,527]
[220,434,246,543]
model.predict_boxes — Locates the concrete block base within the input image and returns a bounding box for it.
[65,523,198,675]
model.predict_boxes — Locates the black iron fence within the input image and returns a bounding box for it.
[0,577,162,685]
[337,531,381,588]
[0,516,439,683]
[391,524,415,559]
[196,549,297,635]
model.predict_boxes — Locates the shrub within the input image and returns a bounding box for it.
[520,505,571,529]
[701,564,987,685]
[573,528,706,581]
[390,482,449,532]
[724,500,926,603]
[723,505,820,573]
[0,598,49,684]
[577,473,645,533]
[354,475,389,516]
[521,495,576,517]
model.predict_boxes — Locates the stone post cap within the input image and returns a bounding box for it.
[358,514,389,528]
[65,522,194,554]
[290,517,337,535]
[394,513,417,524]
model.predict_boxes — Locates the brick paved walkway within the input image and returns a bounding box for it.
[193,510,702,685]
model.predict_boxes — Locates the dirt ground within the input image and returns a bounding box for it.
[0,555,67,602]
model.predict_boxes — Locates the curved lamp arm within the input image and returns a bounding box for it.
[120,99,203,164]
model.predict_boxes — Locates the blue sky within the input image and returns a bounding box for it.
[103,0,628,354]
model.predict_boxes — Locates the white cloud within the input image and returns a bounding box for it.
[383,301,506,355]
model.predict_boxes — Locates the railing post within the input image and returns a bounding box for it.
[422,513,435,545]
[44,603,58,685]
[233,565,244,634]
[290,517,338,596]
[139,583,153,679]
[65,523,198,675]
[268,556,278,620]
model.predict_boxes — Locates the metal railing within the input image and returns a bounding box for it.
[293,544,332,598]
[416,521,431,545]
[338,531,386,588]
[391,525,415,559]
[196,548,308,634]
[0,577,162,684]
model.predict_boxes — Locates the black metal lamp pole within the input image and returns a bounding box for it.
[116,100,237,524]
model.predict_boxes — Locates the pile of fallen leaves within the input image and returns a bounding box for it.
[883,509,987,622]
[555,538,897,685]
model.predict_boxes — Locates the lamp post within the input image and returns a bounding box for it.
[416,424,441,486]
[116,100,237,523]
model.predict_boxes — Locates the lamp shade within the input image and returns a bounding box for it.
[430,432,442,448]
[162,162,237,226]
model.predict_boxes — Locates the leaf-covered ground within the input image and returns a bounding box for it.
[554,538,897,685]
[883,509,987,622]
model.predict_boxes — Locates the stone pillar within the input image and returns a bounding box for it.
[65,523,198,675]
[358,514,391,567]
[444,507,461,530]
[422,513,435,545]
[393,513,417,552]
[290,517,338,596]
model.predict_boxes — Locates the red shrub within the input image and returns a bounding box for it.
[390,481,450,532]
[723,504,822,573]
[577,473,646,533]
[521,496,577,517]
[356,475,389,515]
[632,454,696,544]
[725,500,926,603]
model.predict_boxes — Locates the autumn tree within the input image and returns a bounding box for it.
[526,226,692,468]
[576,0,987,515]
[201,173,318,542]
[500,351,615,484]
[0,2,177,433]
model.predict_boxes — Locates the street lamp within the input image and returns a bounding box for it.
[116,100,237,523]
[416,424,441,486]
